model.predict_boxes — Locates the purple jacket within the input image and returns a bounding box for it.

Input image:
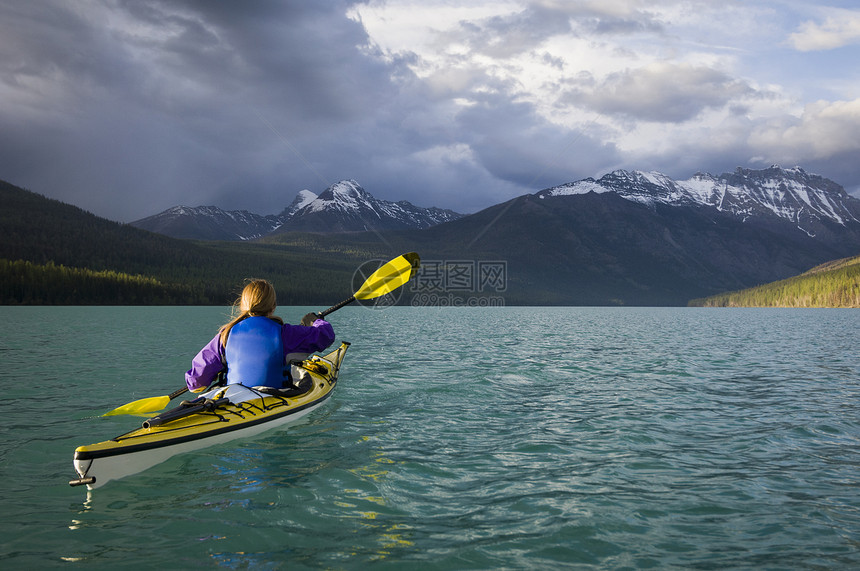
[185,318,335,391]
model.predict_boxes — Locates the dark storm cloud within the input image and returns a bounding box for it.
[0,0,414,219]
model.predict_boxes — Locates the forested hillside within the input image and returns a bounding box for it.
[689,255,860,307]
[0,180,372,305]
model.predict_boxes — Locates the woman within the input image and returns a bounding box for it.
[185,279,335,392]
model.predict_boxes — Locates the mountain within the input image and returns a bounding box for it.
[351,165,860,306]
[538,165,860,241]
[280,180,463,233]
[689,254,860,307]
[131,180,463,240]
[131,206,282,241]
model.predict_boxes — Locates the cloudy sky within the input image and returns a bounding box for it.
[2,0,860,222]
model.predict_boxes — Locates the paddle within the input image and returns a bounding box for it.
[103,252,421,417]
[318,252,421,317]
[102,387,189,417]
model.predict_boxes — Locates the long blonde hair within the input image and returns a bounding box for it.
[218,279,284,347]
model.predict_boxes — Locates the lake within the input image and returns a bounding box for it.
[0,306,858,569]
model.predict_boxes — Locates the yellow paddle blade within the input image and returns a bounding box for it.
[102,395,170,417]
[354,252,420,300]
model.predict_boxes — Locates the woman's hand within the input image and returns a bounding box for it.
[300,312,320,326]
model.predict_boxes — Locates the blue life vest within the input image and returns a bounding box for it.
[224,316,287,388]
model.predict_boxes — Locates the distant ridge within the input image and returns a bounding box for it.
[538,165,860,238]
[131,205,282,241]
[132,166,860,244]
[131,180,462,240]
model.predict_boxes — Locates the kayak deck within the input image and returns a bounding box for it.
[71,342,349,489]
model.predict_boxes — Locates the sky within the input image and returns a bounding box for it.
[2,0,860,222]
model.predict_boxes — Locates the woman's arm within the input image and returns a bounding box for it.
[184,334,225,392]
[282,319,335,355]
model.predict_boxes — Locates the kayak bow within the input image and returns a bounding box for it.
[70,342,349,490]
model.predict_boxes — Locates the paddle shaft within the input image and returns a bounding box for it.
[318,295,355,318]
[168,387,188,400]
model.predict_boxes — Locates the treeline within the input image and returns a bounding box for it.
[0,252,363,306]
[0,259,210,305]
[689,255,860,307]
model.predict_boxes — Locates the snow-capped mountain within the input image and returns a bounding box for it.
[280,180,462,233]
[538,165,860,237]
[130,180,462,240]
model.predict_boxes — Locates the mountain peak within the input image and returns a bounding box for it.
[285,179,462,232]
[280,190,318,217]
[309,180,372,213]
[332,179,365,198]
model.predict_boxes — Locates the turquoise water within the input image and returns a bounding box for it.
[0,306,858,569]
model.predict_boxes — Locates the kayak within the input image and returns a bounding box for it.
[70,341,350,490]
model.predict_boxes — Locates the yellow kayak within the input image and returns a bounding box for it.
[70,342,349,490]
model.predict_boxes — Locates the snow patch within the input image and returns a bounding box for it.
[547,180,610,196]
